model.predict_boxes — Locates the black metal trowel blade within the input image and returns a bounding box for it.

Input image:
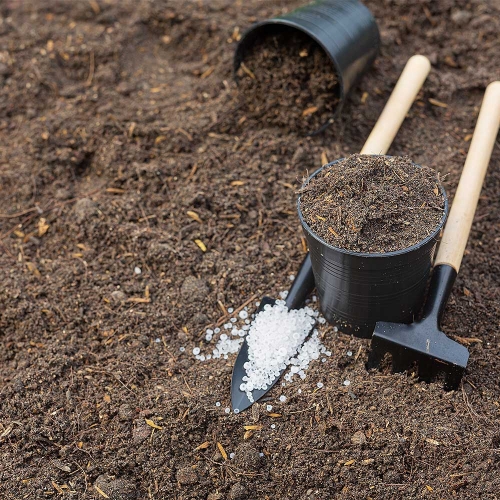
[231,297,277,412]
[231,256,315,411]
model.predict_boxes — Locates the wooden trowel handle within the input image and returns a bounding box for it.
[435,81,500,272]
[361,55,431,155]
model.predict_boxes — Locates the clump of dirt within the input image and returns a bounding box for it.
[236,27,339,133]
[299,154,445,253]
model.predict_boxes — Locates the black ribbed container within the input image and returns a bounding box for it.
[298,157,449,338]
[234,0,380,130]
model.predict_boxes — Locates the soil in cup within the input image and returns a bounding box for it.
[299,154,446,253]
[236,28,339,133]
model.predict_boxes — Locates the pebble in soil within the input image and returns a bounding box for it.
[299,154,446,253]
[94,475,137,500]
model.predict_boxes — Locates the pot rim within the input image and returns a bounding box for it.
[297,155,449,258]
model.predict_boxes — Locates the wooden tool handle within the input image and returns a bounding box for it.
[435,81,500,272]
[361,55,431,155]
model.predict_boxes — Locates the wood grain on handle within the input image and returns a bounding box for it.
[361,55,431,155]
[435,81,500,271]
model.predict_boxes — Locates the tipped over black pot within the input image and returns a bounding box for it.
[234,0,380,131]
[297,157,449,338]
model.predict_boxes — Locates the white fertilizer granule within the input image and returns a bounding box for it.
[238,300,321,403]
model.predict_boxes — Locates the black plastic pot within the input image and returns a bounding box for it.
[297,157,449,338]
[234,0,380,131]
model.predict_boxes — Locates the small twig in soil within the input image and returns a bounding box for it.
[353,345,363,361]
[461,383,479,422]
[306,448,339,453]
[0,240,14,258]
[239,62,256,80]
[198,294,258,339]
[86,50,95,86]
[182,375,193,396]
[0,206,42,218]
[288,405,316,415]
[217,300,227,316]
[87,368,138,396]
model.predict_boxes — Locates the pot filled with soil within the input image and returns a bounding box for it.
[297,154,448,338]
[234,0,380,133]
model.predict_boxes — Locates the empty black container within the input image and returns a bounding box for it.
[297,157,449,338]
[234,0,380,131]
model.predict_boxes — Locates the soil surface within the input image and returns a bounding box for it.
[300,154,445,252]
[236,27,339,133]
[1,1,500,499]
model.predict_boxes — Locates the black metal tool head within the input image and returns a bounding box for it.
[368,319,469,390]
[367,264,469,390]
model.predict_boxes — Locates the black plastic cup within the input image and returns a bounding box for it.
[234,0,380,130]
[297,157,449,338]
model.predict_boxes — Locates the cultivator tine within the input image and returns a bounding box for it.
[415,357,435,384]
[366,343,384,370]
[390,350,413,374]
[369,317,470,389]
[444,365,466,391]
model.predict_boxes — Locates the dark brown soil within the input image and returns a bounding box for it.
[299,154,445,253]
[1,1,500,499]
[236,27,339,133]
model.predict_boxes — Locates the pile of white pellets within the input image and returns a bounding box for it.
[239,300,331,403]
